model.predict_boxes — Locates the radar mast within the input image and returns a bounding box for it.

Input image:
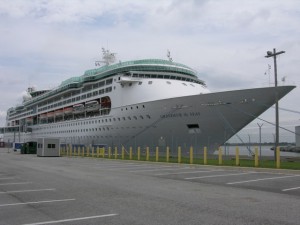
[95,48,117,67]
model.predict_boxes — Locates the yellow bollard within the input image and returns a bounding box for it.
[166,146,170,163]
[218,147,222,165]
[122,146,125,160]
[146,147,149,161]
[130,147,133,160]
[114,146,118,159]
[276,147,281,169]
[92,147,94,158]
[108,147,111,159]
[235,147,240,166]
[190,146,193,164]
[102,148,105,158]
[204,147,207,165]
[255,147,259,167]
[156,147,159,162]
[137,147,140,161]
[178,146,181,163]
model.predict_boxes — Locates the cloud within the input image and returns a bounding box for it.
[0,0,300,140]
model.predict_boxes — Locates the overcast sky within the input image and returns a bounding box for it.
[0,0,299,143]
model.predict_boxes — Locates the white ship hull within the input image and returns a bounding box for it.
[3,85,294,153]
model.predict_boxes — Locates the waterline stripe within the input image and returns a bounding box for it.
[0,199,75,207]
[227,175,300,185]
[0,188,56,194]
[22,214,118,225]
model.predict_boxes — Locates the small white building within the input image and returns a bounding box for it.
[296,126,300,147]
[37,138,60,157]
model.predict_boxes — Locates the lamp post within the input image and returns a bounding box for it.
[265,48,285,160]
[257,123,263,159]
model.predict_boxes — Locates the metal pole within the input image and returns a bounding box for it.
[257,123,263,159]
[265,48,285,160]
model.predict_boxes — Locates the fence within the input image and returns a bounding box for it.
[60,145,298,170]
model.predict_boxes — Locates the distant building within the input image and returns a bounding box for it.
[296,126,300,147]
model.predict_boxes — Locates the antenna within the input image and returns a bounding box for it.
[167,49,173,62]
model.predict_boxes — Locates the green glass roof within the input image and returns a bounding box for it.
[24,59,201,106]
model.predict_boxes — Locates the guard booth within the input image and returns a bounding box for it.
[37,138,60,157]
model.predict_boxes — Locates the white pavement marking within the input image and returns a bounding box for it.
[95,164,149,170]
[0,177,15,180]
[185,172,256,180]
[22,213,118,225]
[129,166,178,172]
[156,169,224,176]
[0,188,56,194]
[282,186,300,192]
[0,199,76,207]
[227,175,300,185]
[0,182,31,186]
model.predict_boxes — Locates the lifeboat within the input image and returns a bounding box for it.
[40,113,47,119]
[73,104,85,114]
[47,112,54,118]
[85,100,100,112]
[55,109,63,117]
[64,107,73,115]
[26,117,33,123]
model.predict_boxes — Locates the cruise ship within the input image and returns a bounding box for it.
[0,49,296,152]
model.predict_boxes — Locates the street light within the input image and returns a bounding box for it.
[265,48,285,160]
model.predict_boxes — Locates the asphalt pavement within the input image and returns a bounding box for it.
[0,148,300,225]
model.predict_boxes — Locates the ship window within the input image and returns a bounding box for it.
[151,74,157,78]
[128,117,131,120]
[148,81,152,85]
[123,117,126,120]
[138,82,142,85]
[138,74,144,78]
[132,74,138,77]
[140,115,144,119]
[105,87,112,93]
[182,83,187,86]
[99,81,105,87]
[190,84,195,87]
[93,83,99,88]
[146,115,151,119]
[167,81,171,84]
[106,78,113,85]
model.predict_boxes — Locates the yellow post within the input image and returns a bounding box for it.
[178,146,181,163]
[166,146,170,163]
[129,147,133,160]
[190,146,193,164]
[122,146,125,160]
[255,147,259,167]
[235,147,240,166]
[92,147,94,158]
[101,147,104,158]
[146,147,149,161]
[218,147,222,165]
[96,147,99,158]
[108,147,111,159]
[204,147,207,165]
[137,147,141,160]
[276,147,281,169]
[114,146,118,159]
[156,147,159,162]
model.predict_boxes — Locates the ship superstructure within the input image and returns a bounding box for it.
[0,49,295,152]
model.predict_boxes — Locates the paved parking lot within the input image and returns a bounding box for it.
[0,149,300,225]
